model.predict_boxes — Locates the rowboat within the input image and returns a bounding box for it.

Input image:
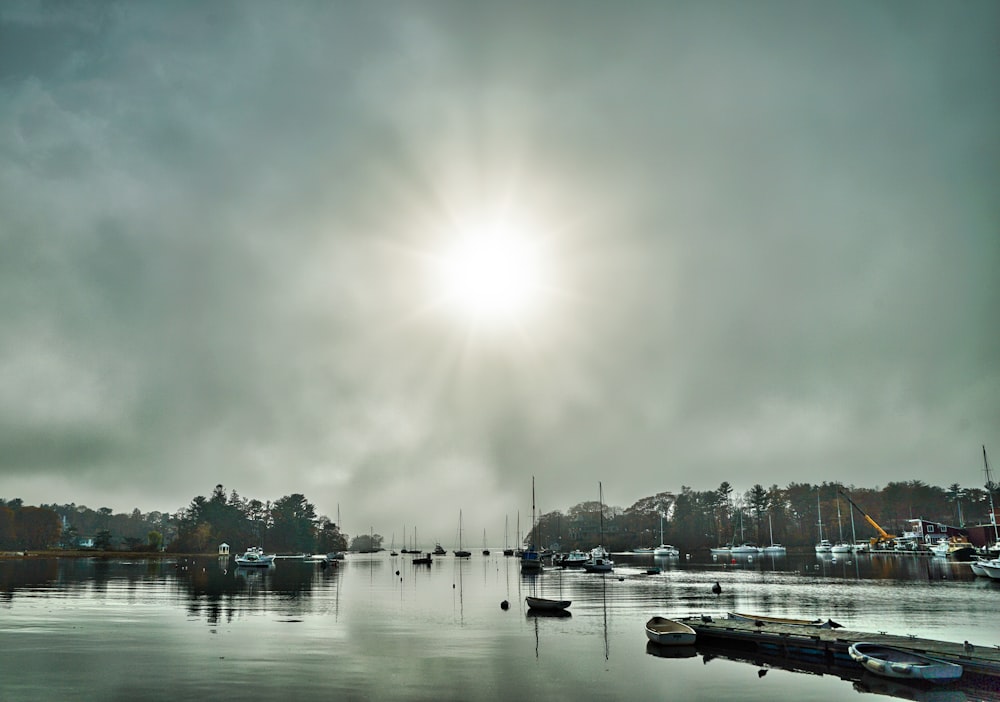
[644,617,697,646]
[728,612,843,628]
[525,596,571,612]
[848,642,962,683]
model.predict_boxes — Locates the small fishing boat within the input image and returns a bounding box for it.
[929,537,976,561]
[848,642,963,683]
[555,549,590,567]
[644,617,697,646]
[728,612,842,628]
[525,596,571,611]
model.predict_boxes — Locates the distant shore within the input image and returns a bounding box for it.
[0,550,214,560]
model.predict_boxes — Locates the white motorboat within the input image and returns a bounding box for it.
[583,545,614,572]
[234,547,275,567]
[645,617,697,646]
[979,559,1000,580]
[730,543,762,554]
[969,559,990,577]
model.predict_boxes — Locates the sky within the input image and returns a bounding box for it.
[1,1,998,542]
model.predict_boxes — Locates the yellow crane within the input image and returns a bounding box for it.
[838,490,897,548]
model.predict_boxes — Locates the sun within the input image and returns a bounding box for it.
[432,222,548,326]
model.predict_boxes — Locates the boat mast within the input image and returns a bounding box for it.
[837,498,844,542]
[598,482,605,548]
[531,477,536,550]
[985,445,999,545]
[817,491,824,542]
[848,497,857,544]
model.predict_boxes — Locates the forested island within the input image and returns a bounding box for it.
[1,479,994,555]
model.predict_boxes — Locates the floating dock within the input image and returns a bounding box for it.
[677,615,1000,679]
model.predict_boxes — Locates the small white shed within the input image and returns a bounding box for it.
[218,543,230,556]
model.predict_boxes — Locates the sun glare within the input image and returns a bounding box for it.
[433,223,547,326]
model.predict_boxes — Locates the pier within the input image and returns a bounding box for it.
[678,614,1000,679]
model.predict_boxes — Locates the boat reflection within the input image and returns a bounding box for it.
[525,608,572,619]
[645,641,697,659]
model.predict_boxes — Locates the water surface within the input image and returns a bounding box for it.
[2,551,997,701]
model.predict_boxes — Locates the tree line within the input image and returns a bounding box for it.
[526,479,997,552]
[0,485,349,555]
[3,477,995,553]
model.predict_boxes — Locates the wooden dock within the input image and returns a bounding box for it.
[677,615,1000,679]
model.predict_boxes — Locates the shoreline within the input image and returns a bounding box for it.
[1,550,215,560]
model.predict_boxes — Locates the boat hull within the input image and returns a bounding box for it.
[525,596,571,611]
[848,643,963,683]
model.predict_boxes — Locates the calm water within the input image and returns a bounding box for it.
[2,551,998,701]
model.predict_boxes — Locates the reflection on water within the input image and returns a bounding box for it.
[1,551,997,701]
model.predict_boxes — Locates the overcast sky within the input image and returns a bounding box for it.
[2,1,997,542]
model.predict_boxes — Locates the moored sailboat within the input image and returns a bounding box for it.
[454,510,471,557]
[583,482,614,573]
[521,478,542,571]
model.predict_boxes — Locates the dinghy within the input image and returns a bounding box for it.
[644,617,697,646]
[848,642,963,683]
[525,596,570,612]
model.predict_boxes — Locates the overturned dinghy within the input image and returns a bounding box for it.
[848,643,963,684]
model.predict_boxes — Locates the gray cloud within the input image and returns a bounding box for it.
[1,1,997,539]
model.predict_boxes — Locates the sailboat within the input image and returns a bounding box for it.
[985,445,999,554]
[762,513,786,553]
[730,510,762,553]
[653,514,679,556]
[521,478,542,571]
[815,493,833,553]
[412,527,432,564]
[583,482,614,572]
[503,515,514,557]
[481,529,490,556]
[454,510,471,557]
[831,497,852,553]
[389,532,398,557]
